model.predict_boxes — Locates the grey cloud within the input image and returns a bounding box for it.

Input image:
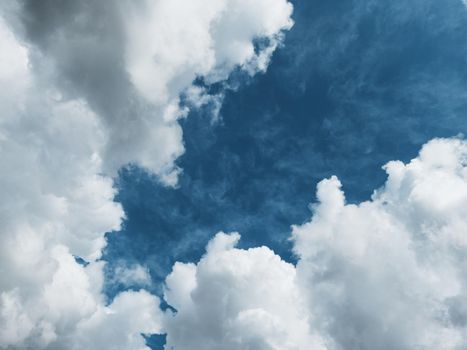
[14,0,183,180]
[10,0,293,182]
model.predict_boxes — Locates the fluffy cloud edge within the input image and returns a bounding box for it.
[156,136,467,350]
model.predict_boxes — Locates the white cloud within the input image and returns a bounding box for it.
[159,137,467,349]
[0,0,294,348]
[124,0,294,105]
[293,137,467,349]
[110,0,293,179]
[71,290,163,350]
[163,232,327,350]
[112,264,152,287]
[0,16,158,349]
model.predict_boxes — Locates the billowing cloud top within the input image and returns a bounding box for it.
[162,137,467,349]
[292,138,467,349]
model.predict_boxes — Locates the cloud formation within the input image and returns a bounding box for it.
[8,0,293,183]
[3,0,467,348]
[0,15,157,349]
[161,137,467,349]
[163,232,327,349]
[0,1,293,348]
[293,137,467,349]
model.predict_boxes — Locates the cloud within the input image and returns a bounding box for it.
[292,137,467,349]
[112,263,152,287]
[163,232,327,350]
[123,0,293,103]
[0,15,153,348]
[7,0,293,183]
[0,1,293,349]
[5,0,467,348]
[159,137,467,349]
[71,290,163,350]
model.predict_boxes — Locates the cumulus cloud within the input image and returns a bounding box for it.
[5,0,293,182]
[0,1,293,349]
[0,15,160,349]
[6,0,467,348]
[71,290,163,350]
[159,137,467,349]
[292,137,467,349]
[163,232,327,350]
[123,0,294,104]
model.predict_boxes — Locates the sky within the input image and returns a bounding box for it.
[1,0,467,349]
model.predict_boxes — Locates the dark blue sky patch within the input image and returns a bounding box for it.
[144,334,166,350]
[103,0,467,311]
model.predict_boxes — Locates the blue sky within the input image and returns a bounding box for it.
[2,0,467,349]
[104,0,467,299]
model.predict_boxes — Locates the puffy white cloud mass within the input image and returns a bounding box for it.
[4,0,293,182]
[0,14,161,349]
[0,1,293,349]
[163,232,327,350]
[160,137,467,349]
[124,0,294,104]
[292,137,467,349]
